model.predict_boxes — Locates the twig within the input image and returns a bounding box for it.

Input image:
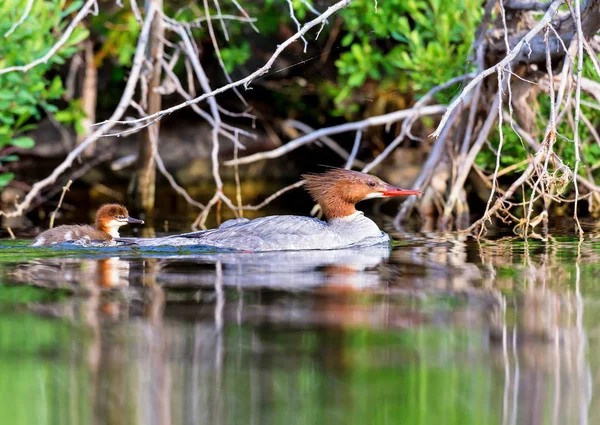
[48,180,73,229]
[4,0,35,38]
[583,38,600,78]
[465,159,540,233]
[0,0,97,75]
[233,140,243,217]
[229,0,259,33]
[212,0,229,41]
[344,130,362,169]
[287,0,309,53]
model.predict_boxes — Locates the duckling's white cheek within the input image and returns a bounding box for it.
[107,219,125,228]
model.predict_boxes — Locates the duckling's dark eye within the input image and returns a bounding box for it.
[117,215,125,220]
[367,181,376,188]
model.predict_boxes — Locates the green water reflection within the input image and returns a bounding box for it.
[0,234,598,425]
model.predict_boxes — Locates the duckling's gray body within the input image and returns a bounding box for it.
[32,225,113,246]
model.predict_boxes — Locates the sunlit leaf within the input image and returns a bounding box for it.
[10,137,35,149]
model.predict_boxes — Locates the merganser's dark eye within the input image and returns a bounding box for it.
[367,181,376,188]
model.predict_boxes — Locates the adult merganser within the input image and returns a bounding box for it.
[32,203,144,246]
[120,169,421,251]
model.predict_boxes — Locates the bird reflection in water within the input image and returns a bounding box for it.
[0,239,595,425]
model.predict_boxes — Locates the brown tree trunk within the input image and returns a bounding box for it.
[132,0,164,221]
[78,38,97,157]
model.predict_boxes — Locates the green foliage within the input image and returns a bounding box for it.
[92,11,140,66]
[0,0,89,187]
[332,0,482,116]
[220,42,252,73]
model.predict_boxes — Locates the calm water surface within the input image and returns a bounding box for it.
[0,228,599,425]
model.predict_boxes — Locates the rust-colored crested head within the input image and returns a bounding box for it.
[94,204,144,236]
[301,168,422,220]
[95,204,130,231]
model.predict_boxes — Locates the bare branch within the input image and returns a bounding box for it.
[284,120,365,166]
[4,0,35,38]
[48,180,73,229]
[225,105,446,166]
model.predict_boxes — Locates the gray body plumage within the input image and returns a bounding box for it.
[32,225,112,246]
[120,212,389,251]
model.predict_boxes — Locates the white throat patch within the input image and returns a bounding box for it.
[333,211,363,222]
[105,219,126,238]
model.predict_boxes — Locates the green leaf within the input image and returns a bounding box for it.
[0,173,15,187]
[60,1,84,19]
[0,155,19,162]
[348,71,367,87]
[341,33,354,47]
[10,137,35,149]
[66,27,89,47]
[46,76,63,98]
[54,110,72,122]
[0,91,14,101]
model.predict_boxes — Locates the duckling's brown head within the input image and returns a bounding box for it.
[302,169,422,220]
[95,204,144,237]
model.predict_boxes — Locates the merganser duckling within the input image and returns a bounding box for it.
[32,203,144,246]
[119,169,421,251]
